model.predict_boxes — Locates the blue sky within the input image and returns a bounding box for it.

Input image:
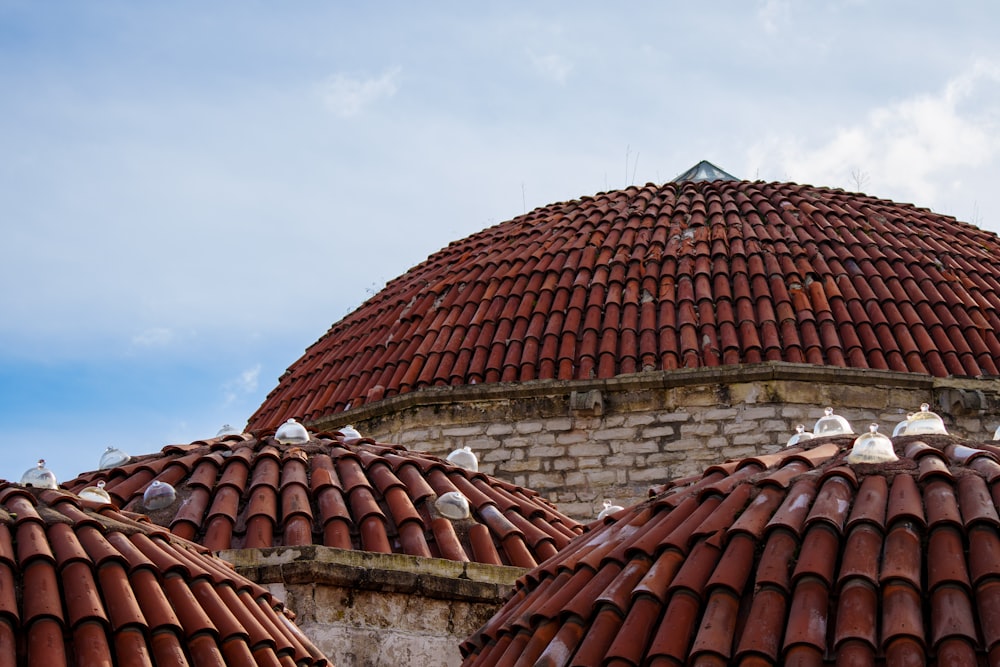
[3,0,1000,484]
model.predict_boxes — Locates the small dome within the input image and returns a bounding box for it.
[338,424,362,440]
[435,491,471,520]
[99,445,130,470]
[143,480,176,510]
[596,499,624,520]
[446,446,479,472]
[813,406,854,436]
[216,424,242,436]
[786,424,814,447]
[893,415,912,437]
[275,418,310,444]
[847,423,898,464]
[904,403,948,435]
[78,480,112,504]
[19,459,57,489]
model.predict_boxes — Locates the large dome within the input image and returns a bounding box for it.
[249,166,1000,432]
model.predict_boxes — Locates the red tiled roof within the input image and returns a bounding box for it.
[460,432,1000,665]
[0,482,330,666]
[63,432,583,569]
[248,178,1000,431]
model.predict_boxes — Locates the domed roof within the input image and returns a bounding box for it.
[249,172,1000,431]
[63,430,583,569]
[0,483,330,666]
[460,430,1000,665]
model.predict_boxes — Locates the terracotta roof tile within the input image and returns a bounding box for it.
[0,483,330,666]
[248,180,1000,430]
[64,432,583,568]
[462,431,1000,665]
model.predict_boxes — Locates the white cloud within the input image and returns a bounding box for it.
[748,60,1000,210]
[223,364,261,406]
[320,67,401,117]
[131,327,174,347]
[527,50,572,84]
[757,0,792,34]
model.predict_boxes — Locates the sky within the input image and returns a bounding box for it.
[3,0,1000,484]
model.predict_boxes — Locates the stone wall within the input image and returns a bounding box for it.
[220,546,523,667]
[312,362,1000,519]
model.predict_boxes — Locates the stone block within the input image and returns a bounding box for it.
[740,406,778,420]
[527,472,564,489]
[721,445,757,459]
[399,428,440,443]
[593,427,637,440]
[553,457,577,471]
[705,408,739,420]
[644,452,683,465]
[481,448,512,462]
[515,421,545,434]
[544,417,574,431]
[502,458,541,473]
[664,438,702,452]
[729,382,766,404]
[722,422,759,435]
[461,437,500,451]
[657,411,692,423]
[760,419,788,432]
[527,445,565,458]
[485,423,515,436]
[629,467,671,483]
[733,433,770,446]
[642,425,676,439]
[555,432,589,445]
[624,414,657,427]
[442,425,486,437]
[680,423,718,437]
[780,405,812,419]
[568,442,611,457]
[615,441,659,455]
[585,469,619,485]
[605,455,636,468]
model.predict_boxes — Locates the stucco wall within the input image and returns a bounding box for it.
[312,362,1000,519]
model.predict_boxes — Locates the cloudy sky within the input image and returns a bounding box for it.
[3,0,1000,483]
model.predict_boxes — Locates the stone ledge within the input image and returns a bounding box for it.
[218,545,526,604]
[310,361,949,432]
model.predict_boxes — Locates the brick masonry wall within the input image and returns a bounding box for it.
[313,363,1000,520]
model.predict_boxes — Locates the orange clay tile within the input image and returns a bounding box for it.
[461,432,1000,665]
[0,483,330,666]
[63,431,583,568]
